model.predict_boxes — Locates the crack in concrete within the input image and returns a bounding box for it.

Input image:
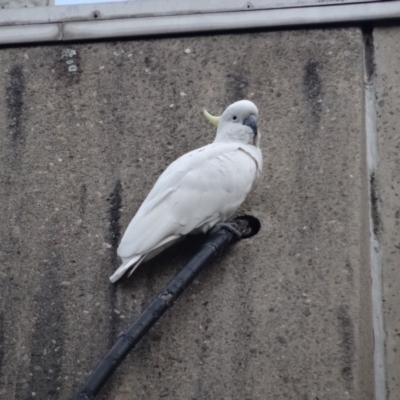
[363,24,386,400]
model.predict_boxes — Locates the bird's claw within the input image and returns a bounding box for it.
[211,222,242,240]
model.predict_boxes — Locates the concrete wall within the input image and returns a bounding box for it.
[0,29,376,399]
[0,0,50,9]
[374,26,400,400]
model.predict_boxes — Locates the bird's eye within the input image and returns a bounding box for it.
[232,116,237,121]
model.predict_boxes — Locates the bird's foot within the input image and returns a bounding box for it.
[211,222,242,240]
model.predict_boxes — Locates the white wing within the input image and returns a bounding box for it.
[117,142,262,266]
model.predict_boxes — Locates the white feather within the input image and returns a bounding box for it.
[110,100,262,283]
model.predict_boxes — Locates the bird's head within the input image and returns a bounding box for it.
[204,100,259,147]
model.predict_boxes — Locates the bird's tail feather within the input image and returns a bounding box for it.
[109,254,144,283]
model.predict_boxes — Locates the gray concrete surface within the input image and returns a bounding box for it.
[0,30,374,399]
[374,26,400,400]
[0,0,51,8]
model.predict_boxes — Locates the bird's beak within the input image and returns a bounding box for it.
[243,115,258,136]
[203,109,220,127]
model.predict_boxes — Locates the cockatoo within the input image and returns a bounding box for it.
[109,100,262,283]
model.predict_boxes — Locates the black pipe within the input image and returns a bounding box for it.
[73,215,260,400]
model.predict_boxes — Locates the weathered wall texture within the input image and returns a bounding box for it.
[374,26,400,400]
[0,29,373,399]
[0,0,50,9]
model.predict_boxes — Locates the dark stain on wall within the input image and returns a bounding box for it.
[107,180,122,267]
[337,305,355,388]
[362,24,375,82]
[27,250,65,399]
[0,312,4,373]
[106,181,123,343]
[370,172,382,237]
[303,59,322,126]
[6,65,25,155]
[226,73,249,104]
[79,184,87,218]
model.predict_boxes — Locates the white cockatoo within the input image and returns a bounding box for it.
[109,100,262,283]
